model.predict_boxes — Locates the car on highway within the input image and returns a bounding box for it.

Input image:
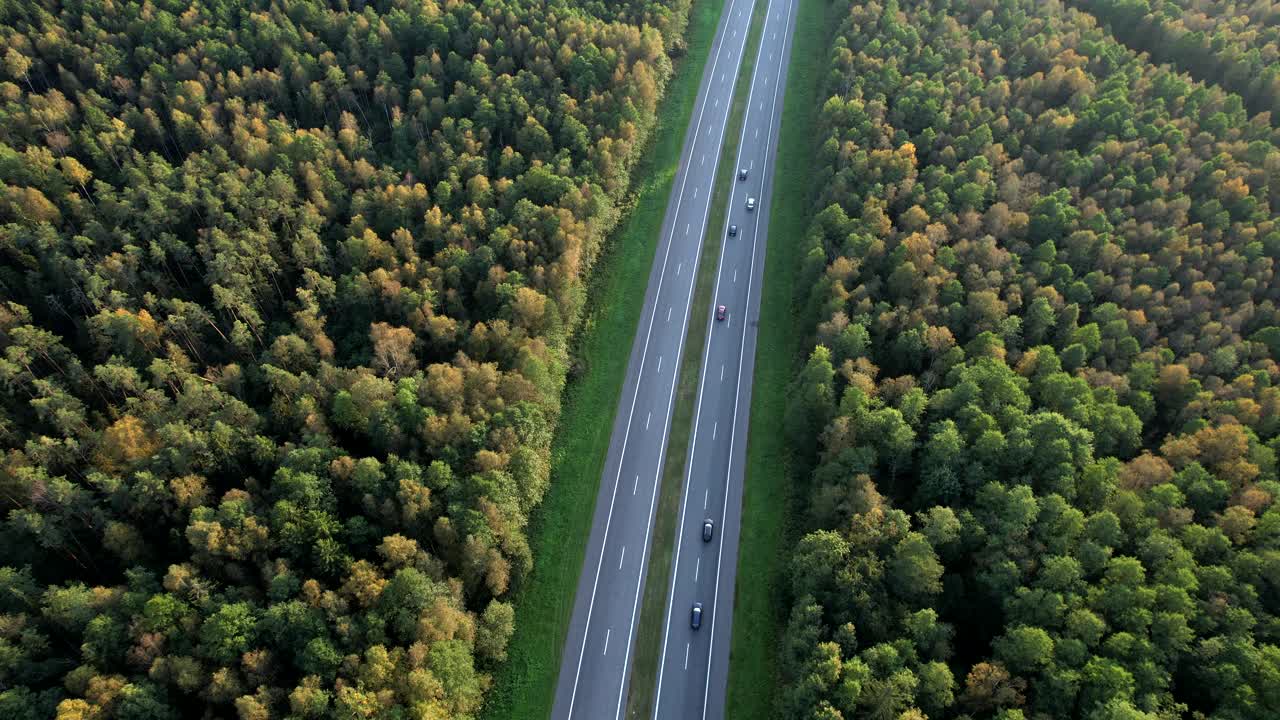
[716,305,726,321]
[728,224,738,237]
[691,603,703,630]
[739,167,748,181]
[746,197,756,211]
[702,519,714,541]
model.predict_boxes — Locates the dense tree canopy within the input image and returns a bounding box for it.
[779,0,1280,718]
[0,0,690,716]
[1078,0,1280,120]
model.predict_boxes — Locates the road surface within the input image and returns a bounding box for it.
[650,0,798,717]
[549,0,762,718]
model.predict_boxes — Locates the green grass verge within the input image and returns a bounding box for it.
[623,0,770,717]
[723,0,830,717]
[477,1,727,717]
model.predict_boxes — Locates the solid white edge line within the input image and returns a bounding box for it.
[611,2,760,718]
[562,0,748,712]
[650,0,781,711]
[700,0,796,717]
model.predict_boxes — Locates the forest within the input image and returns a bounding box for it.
[779,0,1280,718]
[0,0,689,717]
[1076,0,1280,120]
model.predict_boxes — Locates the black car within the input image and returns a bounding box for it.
[691,602,703,630]
[728,224,738,237]
[739,168,748,181]
[702,519,714,542]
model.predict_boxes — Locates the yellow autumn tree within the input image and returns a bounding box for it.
[93,415,158,473]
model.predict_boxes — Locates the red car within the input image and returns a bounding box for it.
[716,305,726,321]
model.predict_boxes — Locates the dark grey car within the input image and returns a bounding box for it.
[691,602,703,630]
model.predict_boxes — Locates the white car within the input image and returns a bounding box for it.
[746,197,756,211]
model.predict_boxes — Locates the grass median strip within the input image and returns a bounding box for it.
[723,0,830,716]
[477,0,727,717]
[623,0,770,717]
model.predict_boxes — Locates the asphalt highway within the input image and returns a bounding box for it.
[650,0,798,717]
[548,0,763,718]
